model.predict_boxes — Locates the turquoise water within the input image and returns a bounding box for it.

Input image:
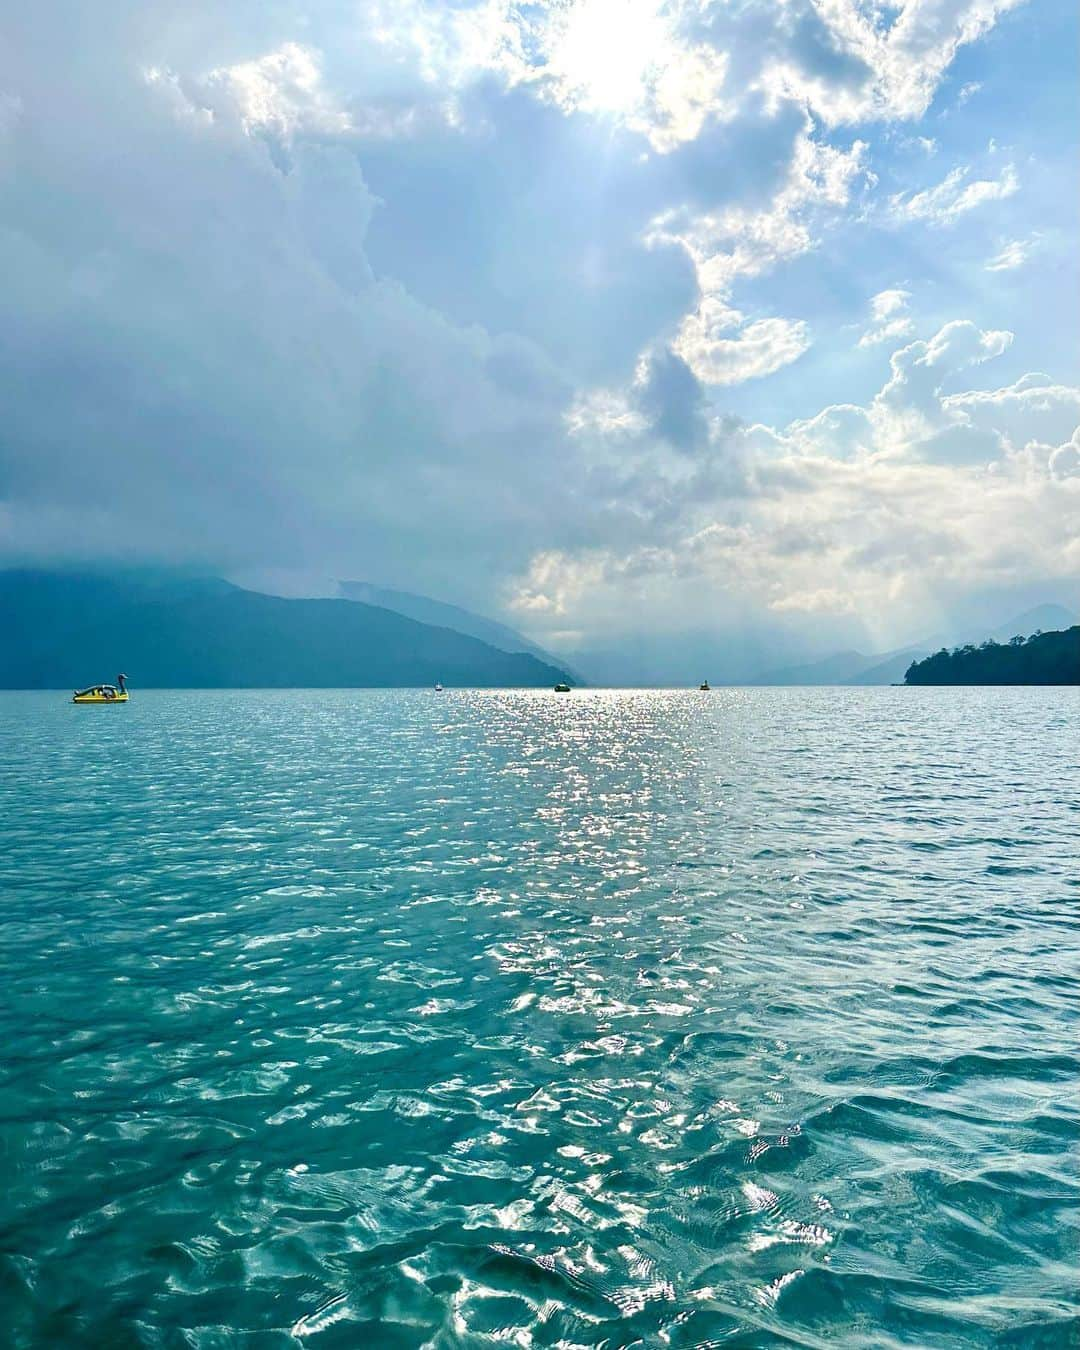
[0,688,1076,1348]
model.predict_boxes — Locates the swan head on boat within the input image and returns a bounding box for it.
[72,676,129,703]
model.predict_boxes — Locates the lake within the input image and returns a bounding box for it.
[0,688,1076,1346]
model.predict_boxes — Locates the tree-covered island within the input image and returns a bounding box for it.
[905,627,1080,685]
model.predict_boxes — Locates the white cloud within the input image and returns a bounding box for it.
[508,550,607,616]
[891,162,1018,225]
[650,127,867,384]
[759,1,1022,125]
[872,320,1014,450]
[565,387,648,440]
[858,288,916,347]
[945,374,1080,453]
[367,0,733,153]
[512,320,1079,640]
[168,43,351,141]
[871,290,909,319]
[510,432,1079,637]
[985,237,1034,271]
[782,404,874,460]
[687,131,868,284]
[364,0,1024,150]
[1048,428,1080,481]
[674,302,810,386]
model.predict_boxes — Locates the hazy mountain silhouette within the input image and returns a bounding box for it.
[750,605,1079,686]
[338,581,579,677]
[843,649,929,685]
[746,650,870,685]
[978,604,1079,646]
[747,642,930,686]
[0,571,573,688]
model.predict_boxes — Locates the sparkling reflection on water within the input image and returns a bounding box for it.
[0,687,1076,1347]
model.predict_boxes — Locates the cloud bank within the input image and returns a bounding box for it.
[0,0,1075,653]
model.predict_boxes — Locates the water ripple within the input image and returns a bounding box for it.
[0,687,1076,1346]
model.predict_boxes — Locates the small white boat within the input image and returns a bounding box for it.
[434,682,444,691]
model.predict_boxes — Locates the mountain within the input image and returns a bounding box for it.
[0,570,573,688]
[747,645,930,686]
[338,581,577,675]
[981,604,1079,646]
[748,650,870,685]
[905,627,1080,685]
[844,648,929,685]
[567,624,825,687]
[749,605,1079,687]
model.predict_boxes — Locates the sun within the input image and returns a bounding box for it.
[546,0,670,116]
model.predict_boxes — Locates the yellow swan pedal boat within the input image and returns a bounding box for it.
[73,678,128,704]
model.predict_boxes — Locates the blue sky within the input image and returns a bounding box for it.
[1,0,1077,664]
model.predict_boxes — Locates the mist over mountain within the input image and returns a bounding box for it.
[0,571,572,689]
[745,650,873,687]
[843,650,929,687]
[741,605,1079,687]
[959,605,1079,648]
[338,582,576,675]
[4,568,1075,689]
[563,621,848,688]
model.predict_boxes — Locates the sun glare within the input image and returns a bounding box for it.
[548,0,669,115]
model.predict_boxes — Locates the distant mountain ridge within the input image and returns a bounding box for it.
[955,604,1079,648]
[338,581,578,677]
[842,649,926,686]
[747,643,929,687]
[0,570,573,689]
[747,604,1079,686]
[745,650,871,686]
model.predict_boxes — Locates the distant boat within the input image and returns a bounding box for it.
[434,682,444,691]
[553,682,571,693]
[699,679,711,691]
[73,673,128,704]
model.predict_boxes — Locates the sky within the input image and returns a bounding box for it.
[1,0,1077,671]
